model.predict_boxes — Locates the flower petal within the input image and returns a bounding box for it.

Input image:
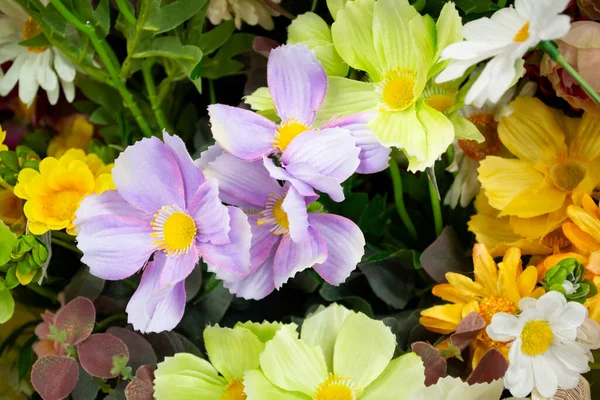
[315,77,379,125]
[273,228,327,289]
[407,103,454,172]
[218,253,277,301]
[188,179,230,245]
[472,243,499,295]
[244,370,310,400]
[360,353,425,400]
[532,356,558,398]
[74,191,149,230]
[369,106,427,163]
[163,132,206,207]
[282,186,310,243]
[204,326,264,381]
[486,313,520,342]
[156,249,199,289]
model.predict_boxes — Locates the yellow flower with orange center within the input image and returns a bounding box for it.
[14,150,115,235]
[420,244,544,366]
[47,114,95,158]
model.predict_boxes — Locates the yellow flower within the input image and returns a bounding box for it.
[14,150,115,235]
[420,244,544,366]
[585,276,600,323]
[563,194,600,275]
[0,126,8,152]
[47,114,94,158]
[478,97,600,234]
[0,183,25,235]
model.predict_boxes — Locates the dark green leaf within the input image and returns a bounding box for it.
[18,336,36,382]
[197,21,236,54]
[145,0,208,34]
[77,77,122,111]
[1,151,19,172]
[18,33,51,48]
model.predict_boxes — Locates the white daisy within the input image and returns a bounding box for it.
[435,0,571,107]
[207,0,281,30]
[0,0,76,107]
[487,291,593,398]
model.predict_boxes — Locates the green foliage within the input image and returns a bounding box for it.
[0,146,40,186]
[0,221,17,266]
[544,258,598,303]
[145,0,208,34]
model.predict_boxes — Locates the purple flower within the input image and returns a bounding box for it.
[74,134,251,333]
[198,147,366,300]
[208,43,390,202]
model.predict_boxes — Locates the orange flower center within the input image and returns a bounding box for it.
[220,379,246,400]
[541,227,572,251]
[513,21,531,43]
[549,160,586,192]
[458,114,501,161]
[22,17,48,53]
[477,296,518,347]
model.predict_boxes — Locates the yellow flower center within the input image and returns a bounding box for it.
[423,84,457,114]
[257,195,290,235]
[22,17,48,53]
[220,379,246,400]
[274,119,311,152]
[521,320,553,356]
[459,113,501,161]
[314,375,356,400]
[381,69,417,111]
[151,205,197,256]
[46,190,85,222]
[513,21,531,43]
[550,160,586,192]
[478,296,519,347]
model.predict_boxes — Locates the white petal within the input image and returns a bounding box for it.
[46,80,59,105]
[532,355,558,398]
[487,313,520,342]
[60,78,75,102]
[0,51,26,95]
[0,42,25,64]
[53,49,76,82]
[518,297,537,310]
[18,52,39,106]
[536,291,567,321]
[36,49,58,92]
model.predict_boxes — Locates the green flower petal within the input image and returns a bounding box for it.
[315,77,378,125]
[369,107,427,159]
[288,12,331,46]
[410,15,437,93]
[243,87,275,112]
[260,325,328,396]
[154,354,227,400]
[204,326,265,381]
[433,2,462,64]
[361,353,425,400]
[313,44,349,77]
[234,321,288,343]
[300,304,353,371]
[244,370,310,400]
[333,312,396,391]
[449,114,484,143]
[326,0,347,20]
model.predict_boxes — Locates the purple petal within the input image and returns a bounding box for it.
[308,213,365,285]
[282,186,309,243]
[208,104,277,160]
[188,179,230,245]
[195,144,224,170]
[248,214,280,271]
[203,152,284,210]
[281,128,360,182]
[155,249,199,289]
[163,132,206,207]
[74,191,150,230]
[197,207,251,275]
[126,260,186,333]
[268,44,327,124]
[284,162,345,202]
[262,156,318,198]
[323,113,390,174]
[112,137,185,214]
[273,227,327,288]
[221,254,277,300]
[77,216,155,280]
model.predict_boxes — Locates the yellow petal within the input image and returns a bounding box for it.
[567,204,600,239]
[529,287,546,299]
[472,244,499,295]
[431,283,472,304]
[497,248,522,304]
[445,272,486,298]
[516,265,538,298]
[500,179,566,218]
[572,158,600,204]
[420,304,464,334]
[509,204,568,240]
[27,221,49,235]
[588,250,600,276]
[563,221,600,254]
[582,194,600,219]
[498,97,567,171]
[16,269,36,285]
[461,300,479,318]
[570,110,600,161]
[419,317,458,334]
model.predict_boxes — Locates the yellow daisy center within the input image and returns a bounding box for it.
[549,160,586,192]
[513,21,531,43]
[314,374,356,400]
[423,84,457,114]
[380,69,417,111]
[220,379,246,400]
[478,296,519,347]
[22,17,48,53]
[257,195,290,235]
[521,320,553,356]
[274,119,311,152]
[45,190,84,222]
[151,205,197,256]
[459,114,501,161]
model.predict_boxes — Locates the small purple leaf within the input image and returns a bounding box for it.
[125,365,155,400]
[78,333,129,379]
[31,355,79,400]
[107,327,157,370]
[54,297,96,346]
[467,349,508,385]
[411,341,447,386]
[449,312,486,351]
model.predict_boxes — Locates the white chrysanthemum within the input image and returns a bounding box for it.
[0,0,76,106]
[436,0,570,107]
[487,291,593,398]
[207,0,281,30]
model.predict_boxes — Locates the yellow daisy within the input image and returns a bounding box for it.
[563,194,600,275]
[14,150,115,235]
[47,114,95,158]
[420,244,544,365]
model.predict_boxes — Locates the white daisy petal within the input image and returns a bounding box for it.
[0,42,25,64]
[536,291,567,320]
[46,80,60,105]
[60,78,75,103]
[53,49,76,82]
[18,51,40,106]
[518,297,537,310]
[551,302,588,334]
[486,313,520,342]
[538,14,570,41]
[36,49,58,92]
[532,356,558,398]
[0,51,27,95]
[545,348,581,389]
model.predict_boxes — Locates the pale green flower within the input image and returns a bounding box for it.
[409,377,505,400]
[243,304,425,400]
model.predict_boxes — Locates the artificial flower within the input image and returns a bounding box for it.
[420,244,544,365]
[409,377,504,400]
[478,97,600,235]
[287,12,348,77]
[73,134,252,333]
[0,183,25,235]
[487,291,592,398]
[586,277,600,322]
[154,322,284,399]
[32,310,65,358]
[316,0,474,172]
[436,0,570,107]
[0,126,8,152]
[47,114,95,158]
[199,148,365,300]
[563,195,600,276]
[13,149,114,235]
[207,0,281,30]
[210,43,388,202]
[578,0,600,20]
[244,304,425,400]
[0,0,76,106]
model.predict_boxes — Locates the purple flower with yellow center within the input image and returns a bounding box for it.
[208,43,389,202]
[74,134,251,333]
[197,147,365,299]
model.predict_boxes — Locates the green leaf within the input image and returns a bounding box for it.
[89,107,115,126]
[145,0,208,34]
[0,288,15,324]
[358,194,388,241]
[5,266,18,289]
[453,0,502,14]
[1,151,19,172]
[133,36,203,64]
[77,77,123,111]
[18,33,51,48]
[197,21,236,55]
[18,336,36,382]
[0,221,17,266]
[215,33,254,60]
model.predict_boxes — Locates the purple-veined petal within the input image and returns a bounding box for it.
[74,191,150,230]
[112,137,185,214]
[77,216,156,280]
[188,179,230,245]
[263,156,319,198]
[195,144,224,170]
[323,113,391,174]
[284,162,345,202]
[282,186,309,243]
[126,260,187,333]
[197,207,251,275]
[268,44,328,125]
[248,214,280,271]
[208,104,277,160]
[308,213,365,285]
[203,152,284,210]
[222,253,277,300]
[155,249,199,289]
[273,227,327,288]
[163,132,206,208]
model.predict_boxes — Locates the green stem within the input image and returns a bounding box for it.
[539,40,600,106]
[388,158,418,240]
[115,0,137,26]
[48,0,153,138]
[27,284,60,304]
[95,313,127,331]
[446,144,455,167]
[311,0,318,12]
[142,61,169,132]
[120,0,152,79]
[209,79,216,104]
[428,178,443,237]
[51,237,83,255]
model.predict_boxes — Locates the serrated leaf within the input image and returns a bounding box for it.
[145,0,208,34]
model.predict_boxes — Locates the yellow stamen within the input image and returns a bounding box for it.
[257,196,290,235]
[521,320,553,356]
[273,118,311,152]
[458,113,501,161]
[477,296,518,347]
[513,22,531,43]
[22,17,48,53]
[314,374,356,400]
[45,190,85,222]
[380,69,417,111]
[220,379,246,400]
[423,84,457,114]
[151,205,197,256]
[549,160,586,192]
